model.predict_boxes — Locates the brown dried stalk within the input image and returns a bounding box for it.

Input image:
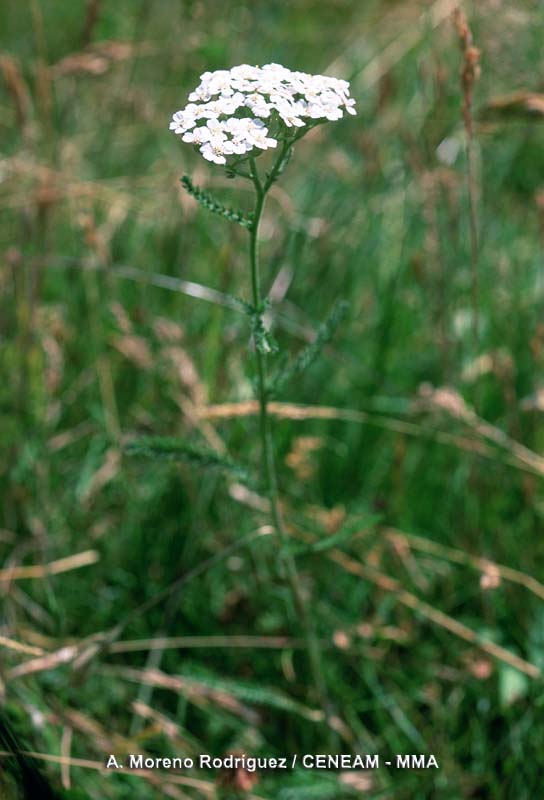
[0,549,99,582]
[81,0,101,47]
[454,7,481,351]
[0,55,31,132]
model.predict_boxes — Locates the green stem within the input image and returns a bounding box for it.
[248,155,329,714]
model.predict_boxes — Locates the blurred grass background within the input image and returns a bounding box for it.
[1,0,544,797]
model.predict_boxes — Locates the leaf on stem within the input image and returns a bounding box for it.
[251,306,278,355]
[125,436,250,480]
[271,299,349,394]
[234,296,279,355]
[265,142,293,187]
[171,663,323,720]
[180,176,253,229]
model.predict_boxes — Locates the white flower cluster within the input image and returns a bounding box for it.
[170,63,356,165]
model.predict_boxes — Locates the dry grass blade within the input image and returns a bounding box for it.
[60,707,125,753]
[131,701,186,743]
[329,550,541,679]
[453,6,481,352]
[0,54,31,130]
[0,750,215,796]
[421,385,544,476]
[110,635,301,653]
[106,666,260,724]
[483,91,544,119]
[0,549,99,581]
[385,527,544,601]
[288,524,540,677]
[200,401,544,475]
[7,645,78,679]
[0,750,104,771]
[56,705,195,798]
[49,40,152,78]
[54,705,215,797]
[453,7,481,140]
[60,726,73,790]
[81,0,101,47]
[0,635,46,656]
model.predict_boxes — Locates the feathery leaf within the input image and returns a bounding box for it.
[181,175,253,228]
[271,299,349,393]
[125,436,250,480]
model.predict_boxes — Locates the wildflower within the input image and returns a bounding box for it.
[244,92,272,118]
[169,59,356,723]
[181,126,211,145]
[273,98,305,127]
[243,119,278,150]
[169,109,196,133]
[170,62,356,163]
[200,140,229,165]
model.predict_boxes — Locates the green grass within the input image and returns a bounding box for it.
[2,1,544,798]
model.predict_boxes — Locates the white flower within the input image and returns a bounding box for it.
[244,120,277,150]
[188,85,211,103]
[230,64,260,80]
[204,69,233,97]
[170,62,356,164]
[277,109,304,127]
[200,140,228,165]
[205,93,245,117]
[244,93,272,118]
[305,102,327,119]
[273,98,305,127]
[181,125,211,144]
[195,105,220,120]
[223,138,250,155]
[205,118,227,137]
[224,117,246,135]
[169,110,196,133]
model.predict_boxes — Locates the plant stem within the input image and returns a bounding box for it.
[248,156,330,715]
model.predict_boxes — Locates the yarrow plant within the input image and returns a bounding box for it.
[166,63,355,714]
[170,62,356,164]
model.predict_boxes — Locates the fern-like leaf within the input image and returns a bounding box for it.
[181,175,253,229]
[271,299,349,393]
[125,436,249,480]
[176,664,322,721]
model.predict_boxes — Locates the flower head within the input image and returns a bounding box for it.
[170,63,356,164]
